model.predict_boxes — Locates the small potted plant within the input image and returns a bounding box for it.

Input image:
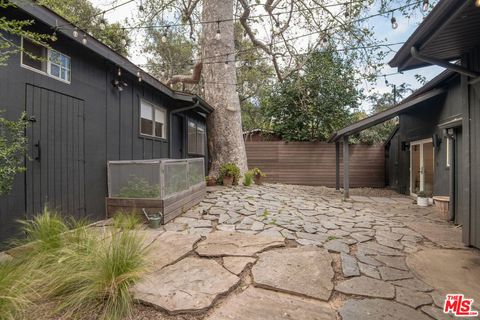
[243,170,253,187]
[417,191,429,207]
[219,163,240,187]
[205,175,217,187]
[252,167,267,185]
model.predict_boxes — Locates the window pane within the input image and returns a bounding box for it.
[50,50,61,64]
[50,64,60,77]
[22,38,45,71]
[197,126,205,155]
[140,103,153,135]
[188,121,196,154]
[154,108,165,138]
[60,68,66,80]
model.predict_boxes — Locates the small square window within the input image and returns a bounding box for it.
[21,38,47,71]
[140,100,166,139]
[48,49,71,82]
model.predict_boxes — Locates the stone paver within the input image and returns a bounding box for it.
[196,231,284,257]
[207,287,336,320]
[144,232,201,271]
[252,247,334,301]
[339,299,432,320]
[117,184,478,318]
[223,256,256,275]
[335,276,395,298]
[133,257,239,313]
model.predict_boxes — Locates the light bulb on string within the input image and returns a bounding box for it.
[476,0,480,7]
[137,70,142,82]
[73,27,79,38]
[51,30,57,42]
[121,37,127,46]
[391,15,398,29]
[215,21,221,40]
[139,0,144,11]
[117,67,122,77]
[161,26,169,43]
[99,15,106,31]
[344,4,350,18]
[82,34,88,45]
[422,0,429,12]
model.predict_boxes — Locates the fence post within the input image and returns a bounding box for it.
[343,136,350,199]
[335,141,340,190]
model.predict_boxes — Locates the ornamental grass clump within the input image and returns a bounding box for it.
[113,211,144,230]
[45,230,148,320]
[8,206,149,320]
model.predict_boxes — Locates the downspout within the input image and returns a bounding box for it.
[447,130,456,222]
[169,99,201,158]
[410,47,480,82]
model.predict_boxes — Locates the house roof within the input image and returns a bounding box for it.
[389,0,480,71]
[327,69,457,143]
[12,0,214,113]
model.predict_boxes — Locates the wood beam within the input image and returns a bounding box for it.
[343,136,349,199]
[335,141,340,190]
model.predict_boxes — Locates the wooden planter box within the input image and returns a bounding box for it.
[106,182,206,224]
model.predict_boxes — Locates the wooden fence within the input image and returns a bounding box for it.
[245,141,385,188]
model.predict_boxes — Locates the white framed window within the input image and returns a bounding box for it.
[21,37,71,84]
[446,137,451,168]
[188,120,206,155]
[140,100,166,139]
[48,49,71,82]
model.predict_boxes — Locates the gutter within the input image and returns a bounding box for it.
[410,47,480,84]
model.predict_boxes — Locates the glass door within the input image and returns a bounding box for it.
[410,139,434,196]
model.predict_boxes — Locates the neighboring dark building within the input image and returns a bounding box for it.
[0,1,213,242]
[329,0,480,249]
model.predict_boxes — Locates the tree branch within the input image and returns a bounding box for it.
[167,60,203,86]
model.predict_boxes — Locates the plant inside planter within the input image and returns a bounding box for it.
[252,167,267,185]
[416,191,429,207]
[117,175,160,198]
[205,175,217,186]
[219,163,240,187]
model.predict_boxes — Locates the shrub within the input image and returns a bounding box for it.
[117,175,160,198]
[243,171,253,186]
[113,211,143,230]
[219,163,240,185]
[251,167,267,178]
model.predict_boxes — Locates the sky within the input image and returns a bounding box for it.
[90,0,445,113]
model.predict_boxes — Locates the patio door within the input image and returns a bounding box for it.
[25,84,86,218]
[410,139,434,196]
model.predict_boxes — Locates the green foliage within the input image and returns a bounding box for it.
[46,231,147,320]
[0,3,53,66]
[219,163,240,185]
[0,259,37,320]
[0,112,29,195]
[416,191,427,198]
[251,167,266,178]
[113,211,143,230]
[118,175,160,199]
[261,50,360,141]
[9,207,148,320]
[39,0,131,56]
[243,171,253,186]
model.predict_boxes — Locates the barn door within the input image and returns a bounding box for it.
[25,84,86,218]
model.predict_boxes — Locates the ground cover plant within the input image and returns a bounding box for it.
[2,206,148,320]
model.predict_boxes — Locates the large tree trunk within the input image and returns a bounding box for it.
[202,0,248,176]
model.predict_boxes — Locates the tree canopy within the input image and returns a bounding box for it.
[261,49,360,141]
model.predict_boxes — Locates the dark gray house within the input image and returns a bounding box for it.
[0,1,213,242]
[329,0,480,249]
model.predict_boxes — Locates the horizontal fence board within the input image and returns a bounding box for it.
[246,141,385,188]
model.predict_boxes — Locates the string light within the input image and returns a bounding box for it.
[51,30,57,42]
[391,14,398,29]
[215,21,221,40]
[73,27,79,38]
[137,70,142,82]
[117,67,122,77]
[476,0,480,7]
[422,0,429,12]
[121,37,127,46]
[344,3,350,18]
[139,0,144,12]
[161,26,169,43]
[99,15,106,31]
[82,33,88,45]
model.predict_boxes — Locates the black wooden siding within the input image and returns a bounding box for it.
[0,13,207,243]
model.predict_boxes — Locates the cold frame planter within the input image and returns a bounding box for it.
[106,158,206,224]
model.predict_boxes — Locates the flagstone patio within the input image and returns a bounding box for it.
[123,184,480,320]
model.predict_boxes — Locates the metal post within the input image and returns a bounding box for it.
[335,141,340,190]
[343,135,350,199]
